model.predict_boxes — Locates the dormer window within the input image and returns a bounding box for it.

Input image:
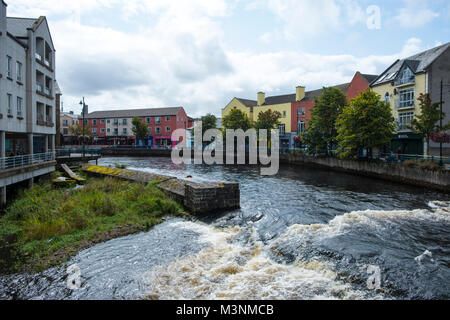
[397,66,415,86]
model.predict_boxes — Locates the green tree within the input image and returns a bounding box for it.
[302,87,347,155]
[222,108,252,131]
[132,117,150,145]
[198,113,217,136]
[69,123,92,144]
[409,93,450,155]
[336,89,396,159]
[254,109,282,140]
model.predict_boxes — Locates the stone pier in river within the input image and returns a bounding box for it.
[82,164,240,214]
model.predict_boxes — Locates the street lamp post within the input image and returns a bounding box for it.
[80,97,86,158]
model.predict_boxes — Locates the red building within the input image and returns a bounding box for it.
[78,107,192,147]
[291,72,378,135]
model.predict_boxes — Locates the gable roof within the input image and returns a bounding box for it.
[236,98,257,107]
[360,73,378,84]
[6,17,37,37]
[371,42,450,87]
[82,107,184,119]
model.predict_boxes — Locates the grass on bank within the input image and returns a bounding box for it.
[0,177,186,273]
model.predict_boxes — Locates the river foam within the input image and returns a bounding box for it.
[142,202,450,300]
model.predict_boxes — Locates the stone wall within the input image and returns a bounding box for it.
[82,164,240,214]
[280,154,450,192]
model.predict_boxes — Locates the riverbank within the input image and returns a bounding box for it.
[0,176,187,274]
[280,154,450,192]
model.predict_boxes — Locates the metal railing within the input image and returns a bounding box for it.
[56,148,102,158]
[378,153,450,165]
[0,152,55,170]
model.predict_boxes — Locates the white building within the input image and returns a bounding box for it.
[0,1,59,205]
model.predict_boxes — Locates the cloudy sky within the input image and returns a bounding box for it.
[6,0,450,117]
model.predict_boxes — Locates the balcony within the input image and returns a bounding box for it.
[394,99,415,111]
[0,152,55,170]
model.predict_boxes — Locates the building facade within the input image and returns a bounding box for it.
[60,111,79,145]
[222,71,377,150]
[79,107,193,148]
[0,1,58,205]
[371,43,450,156]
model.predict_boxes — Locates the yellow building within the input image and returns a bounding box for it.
[371,43,450,155]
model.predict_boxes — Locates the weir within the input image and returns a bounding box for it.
[82,164,240,214]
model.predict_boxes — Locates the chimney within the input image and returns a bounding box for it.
[70,111,74,115]
[257,92,265,106]
[296,86,305,101]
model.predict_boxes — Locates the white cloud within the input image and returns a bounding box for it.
[4,1,435,118]
[395,0,439,28]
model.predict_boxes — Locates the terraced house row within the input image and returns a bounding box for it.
[0,1,60,205]
[222,42,450,155]
[79,107,194,148]
[222,71,377,150]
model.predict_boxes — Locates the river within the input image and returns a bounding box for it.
[0,157,449,300]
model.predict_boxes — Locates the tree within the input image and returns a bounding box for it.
[302,87,347,155]
[222,108,252,131]
[195,113,217,136]
[336,89,396,159]
[69,123,92,144]
[409,93,450,155]
[132,117,150,145]
[254,109,282,131]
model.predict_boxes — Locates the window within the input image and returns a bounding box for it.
[278,124,285,136]
[123,128,127,135]
[92,128,97,134]
[146,117,151,124]
[114,128,118,135]
[92,119,97,126]
[84,120,88,126]
[283,111,287,118]
[399,88,415,109]
[166,116,171,122]
[385,93,390,104]
[7,94,12,115]
[107,128,111,133]
[107,119,111,124]
[123,119,127,125]
[17,97,23,117]
[398,112,414,131]
[63,120,68,126]
[7,56,12,78]
[101,128,105,133]
[16,62,22,82]
[114,118,118,125]
[156,117,161,124]
[166,126,171,132]
[63,128,68,135]
[302,107,306,116]
[100,119,105,124]
[156,127,161,134]
[298,121,306,134]
[149,127,152,134]
[397,67,415,86]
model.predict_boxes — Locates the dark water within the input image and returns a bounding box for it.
[0,157,449,300]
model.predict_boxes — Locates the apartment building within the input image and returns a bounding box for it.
[79,107,193,148]
[371,43,450,156]
[59,111,79,145]
[222,71,377,149]
[0,1,58,205]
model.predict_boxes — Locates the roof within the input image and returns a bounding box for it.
[61,112,80,119]
[360,74,378,84]
[235,82,351,108]
[83,107,184,119]
[371,42,450,86]
[6,17,37,37]
[236,98,257,107]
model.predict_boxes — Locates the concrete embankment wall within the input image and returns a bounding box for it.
[101,148,172,157]
[82,164,240,214]
[280,154,450,192]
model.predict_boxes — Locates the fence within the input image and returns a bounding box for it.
[0,152,55,170]
[56,148,102,157]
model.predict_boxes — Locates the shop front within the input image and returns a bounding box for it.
[391,133,423,155]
